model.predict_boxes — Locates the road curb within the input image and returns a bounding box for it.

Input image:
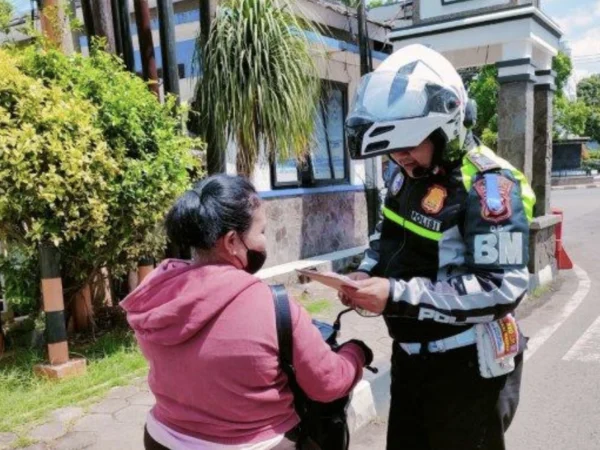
[348,359,391,435]
[552,183,600,190]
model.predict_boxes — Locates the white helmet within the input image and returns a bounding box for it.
[346,44,476,160]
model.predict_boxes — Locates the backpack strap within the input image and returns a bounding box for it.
[271,285,308,424]
[271,284,294,370]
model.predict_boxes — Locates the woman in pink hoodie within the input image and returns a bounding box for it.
[121,175,372,450]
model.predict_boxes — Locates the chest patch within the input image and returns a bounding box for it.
[421,185,447,215]
[473,175,514,223]
[411,211,442,232]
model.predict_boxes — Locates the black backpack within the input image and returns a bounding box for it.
[271,284,352,450]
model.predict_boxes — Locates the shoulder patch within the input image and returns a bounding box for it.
[473,175,515,223]
[389,171,405,196]
[467,151,501,173]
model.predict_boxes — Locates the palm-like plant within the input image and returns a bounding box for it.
[191,0,321,176]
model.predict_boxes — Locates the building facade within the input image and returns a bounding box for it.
[76,0,391,269]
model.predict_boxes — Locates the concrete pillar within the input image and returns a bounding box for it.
[533,69,556,217]
[496,41,536,179]
[496,56,536,181]
[34,244,86,379]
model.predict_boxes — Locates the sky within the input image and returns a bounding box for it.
[541,0,600,83]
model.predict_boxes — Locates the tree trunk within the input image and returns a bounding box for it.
[200,0,217,50]
[72,283,93,332]
[80,0,96,44]
[41,0,72,51]
[134,0,160,98]
[117,0,136,73]
[68,0,81,52]
[157,0,180,100]
[137,257,155,286]
[110,0,123,57]
[90,0,117,53]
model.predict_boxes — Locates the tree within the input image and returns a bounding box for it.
[466,65,499,147]
[190,0,320,176]
[552,51,573,97]
[0,0,12,33]
[468,52,585,146]
[552,52,589,139]
[467,65,498,137]
[577,74,600,109]
[578,75,600,142]
[585,110,600,144]
[554,96,590,138]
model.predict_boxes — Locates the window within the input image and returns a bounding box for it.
[272,81,350,188]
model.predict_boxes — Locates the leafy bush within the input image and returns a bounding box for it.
[0,245,40,317]
[0,45,204,309]
[588,149,600,160]
[582,159,600,173]
[0,48,117,250]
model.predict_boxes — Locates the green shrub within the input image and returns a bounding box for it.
[0,45,204,311]
[0,245,40,317]
[15,45,204,279]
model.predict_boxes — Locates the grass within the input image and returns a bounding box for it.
[297,292,332,316]
[303,299,331,316]
[0,329,147,435]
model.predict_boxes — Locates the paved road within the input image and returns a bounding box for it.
[352,188,600,450]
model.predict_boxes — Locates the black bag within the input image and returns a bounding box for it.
[271,285,351,450]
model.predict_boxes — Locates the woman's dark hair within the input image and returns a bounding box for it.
[165,175,261,250]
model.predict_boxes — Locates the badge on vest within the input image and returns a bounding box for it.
[421,185,447,215]
[474,232,523,265]
[390,172,405,196]
[467,151,501,173]
[473,175,514,223]
[410,211,442,232]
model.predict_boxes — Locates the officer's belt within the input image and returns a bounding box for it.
[398,327,476,355]
[383,207,442,242]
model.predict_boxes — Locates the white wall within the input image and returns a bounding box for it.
[420,0,511,20]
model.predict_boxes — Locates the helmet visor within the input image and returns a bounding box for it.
[348,71,461,123]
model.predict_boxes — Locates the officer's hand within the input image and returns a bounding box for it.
[338,272,370,306]
[340,277,390,315]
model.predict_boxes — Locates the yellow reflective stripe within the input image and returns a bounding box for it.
[383,207,442,242]
[461,146,536,223]
[461,159,479,192]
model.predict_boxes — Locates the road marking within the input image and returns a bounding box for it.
[524,265,591,362]
[562,315,600,363]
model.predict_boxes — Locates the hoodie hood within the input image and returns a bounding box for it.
[120,260,261,346]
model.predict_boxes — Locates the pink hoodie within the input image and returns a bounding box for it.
[120,260,365,445]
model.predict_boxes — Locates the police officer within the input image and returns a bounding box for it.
[341,44,535,450]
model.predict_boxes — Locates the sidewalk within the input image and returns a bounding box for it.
[0,282,392,450]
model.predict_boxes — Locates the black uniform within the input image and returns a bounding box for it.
[357,144,535,450]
